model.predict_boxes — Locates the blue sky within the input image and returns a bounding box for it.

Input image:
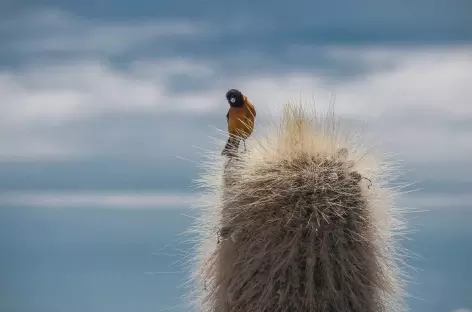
[0,0,471,202]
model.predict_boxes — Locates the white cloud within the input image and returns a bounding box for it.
[1,46,472,162]
[0,191,197,208]
[452,309,472,312]
[400,193,472,209]
[0,133,89,161]
[1,8,472,164]
[3,8,209,54]
[0,190,468,210]
[334,48,472,117]
[0,59,215,127]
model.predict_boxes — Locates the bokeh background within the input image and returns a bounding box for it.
[1,1,471,311]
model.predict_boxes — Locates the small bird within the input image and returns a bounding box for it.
[221,89,256,157]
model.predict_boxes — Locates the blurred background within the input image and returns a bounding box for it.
[0,1,471,311]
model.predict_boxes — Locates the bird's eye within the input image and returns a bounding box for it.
[230,97,236,103]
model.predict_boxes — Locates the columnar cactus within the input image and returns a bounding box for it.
[188,102,409,312]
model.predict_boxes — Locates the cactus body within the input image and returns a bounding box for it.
[188,103,408,312]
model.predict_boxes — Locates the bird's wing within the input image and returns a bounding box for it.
[246,99,256,118]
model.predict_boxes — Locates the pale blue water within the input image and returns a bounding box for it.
[0,205,471,312]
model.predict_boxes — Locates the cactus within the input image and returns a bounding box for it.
[187,102,410,312]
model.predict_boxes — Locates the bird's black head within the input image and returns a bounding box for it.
[226,89,244,107]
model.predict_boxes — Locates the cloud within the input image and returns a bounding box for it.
[0,58,216,125]
[1,7,471,192]
[0,191,197,208]
[1,45,471,165]
[3,5,470,73]
[452,309,472,312]
[2,8,209,55]
[0,188,468,210]
[333,46,472,116]
[400,193,472,210]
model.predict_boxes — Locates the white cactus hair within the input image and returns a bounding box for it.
[185,99,411,312]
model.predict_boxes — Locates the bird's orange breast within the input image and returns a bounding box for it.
[228,98,255,139]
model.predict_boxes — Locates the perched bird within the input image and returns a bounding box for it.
[221,89,256,157]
